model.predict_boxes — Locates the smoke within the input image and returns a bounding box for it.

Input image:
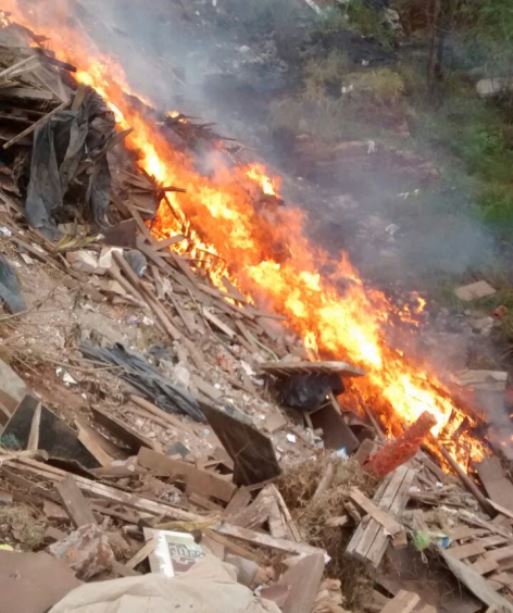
[14,0,509,445]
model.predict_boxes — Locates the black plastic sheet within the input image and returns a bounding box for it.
[0,255,25,314]
[25,90,114,239]
[81,342,205,422]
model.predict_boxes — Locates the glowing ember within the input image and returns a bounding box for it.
[0,2,489,467]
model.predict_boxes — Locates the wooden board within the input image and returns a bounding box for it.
[75,418,122,466]
[440,549,513,610]
[138,447,236,503]
[449,542,487,560]
[6,457,202,522]
[349,487,403,536]
[91,406,158,454]
[55,475,96,527]
[346,465,416,568]
[215,522,325,558]
[277,553,325,613]
[477,458,513,515]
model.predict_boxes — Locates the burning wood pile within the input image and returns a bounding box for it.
[0,17,513,613]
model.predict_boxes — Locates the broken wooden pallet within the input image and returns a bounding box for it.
[346,464,416,568]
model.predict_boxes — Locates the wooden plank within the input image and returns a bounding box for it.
[215,522,325,559]
[153,235,186,251]
[449,526,490,541]
[380,590,420,613]
[203,529,260,562]
[189,493,224,512]
[3,100,68,150]
[470,556,500,576]
[126,538,157,570]
[349,487,403,536]
[138,447,236,503]
[346,465,416,568]
[55,475,96,527]
[449,542,487,560]
[480,535,512,549]
[486,545,513,563]
[278,553,325,613]
[270,484,302,542]
[202,308,236,339]
[477,458,513,515]
[224,487,252,517]
[229,488,271,529]
[489,500,513,522]
[91,406,158,454]
[26,403,41,451]
[7,457,202,522]
[489,572,513,592]
[75,418,119,467]
[440,549,513,610]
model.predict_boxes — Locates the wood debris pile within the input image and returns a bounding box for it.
[0,29,513,613]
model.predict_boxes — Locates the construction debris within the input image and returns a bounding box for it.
[0,25,512,613]
[48,523,115,580]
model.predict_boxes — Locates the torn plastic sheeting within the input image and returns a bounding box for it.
[0,255,25,313]
[277,372,344,412]
[25,91,113,239]
[49,554,281,613]
[80,342,205,422]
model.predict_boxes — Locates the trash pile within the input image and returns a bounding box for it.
[1,25,513,613]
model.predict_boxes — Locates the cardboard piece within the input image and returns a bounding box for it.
[143,528,204,577]
[0,551,81,613]
[276,553,325,613]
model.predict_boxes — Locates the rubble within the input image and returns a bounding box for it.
[0,27,512,613]
[48,523,115,580]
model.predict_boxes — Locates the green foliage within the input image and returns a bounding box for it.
[347,0,391,43]
[410,89,513,230]
[312,0,393,47]
[479,183,513,226]
[460,0,513,72]
[303,50,351,96]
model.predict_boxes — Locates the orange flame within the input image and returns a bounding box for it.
[245,163,281,197]
[0,3,489,466]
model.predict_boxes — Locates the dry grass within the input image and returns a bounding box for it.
[0,505,46,549]
[278,454,378,610]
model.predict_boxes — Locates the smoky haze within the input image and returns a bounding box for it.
[7,0,511,453]
[68,0,496,285]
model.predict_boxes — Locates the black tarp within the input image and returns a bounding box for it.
[25,90,114,238]
[0,255,25,314]
[81,342,205,422]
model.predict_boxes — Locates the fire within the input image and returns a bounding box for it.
[245,163,281,197]
[1,3,489,466]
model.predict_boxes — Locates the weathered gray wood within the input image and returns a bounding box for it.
[440,549,513,611]
[346,465,416,568]
[56,475,96,528]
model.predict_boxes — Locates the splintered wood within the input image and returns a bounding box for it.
[346,465,416,568]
